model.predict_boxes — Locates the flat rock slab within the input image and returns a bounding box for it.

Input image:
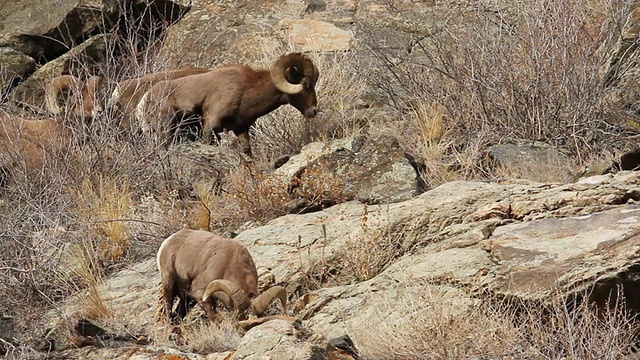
[485,205,640,302]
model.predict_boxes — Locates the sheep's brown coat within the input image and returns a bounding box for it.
[0,117,75,183]
[157,229,286,324]
[138,53,319,156]
[109,68,211,130]
[157,229,258,323]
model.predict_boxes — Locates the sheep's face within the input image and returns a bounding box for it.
[282,62,319,119]
[75,76,105,119]
[288,87,318,119]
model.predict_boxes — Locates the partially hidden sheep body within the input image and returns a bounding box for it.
[0,116,76,185]
[108,68,212,131]
[138,53,319,156]
[157,228,287,324]
[44,75,105,120]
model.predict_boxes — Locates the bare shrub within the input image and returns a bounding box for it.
[0,2,201,346]
[364,0,638,181]
[196,162,290,232]
[293,164,351,209]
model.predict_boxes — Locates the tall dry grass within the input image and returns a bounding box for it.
[365,0,639,184]
[357,286,639,360]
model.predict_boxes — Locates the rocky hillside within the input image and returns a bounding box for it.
[2,0,640,359]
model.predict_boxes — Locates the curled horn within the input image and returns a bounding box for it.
[45,75,81,116]
[83,76,105,116]
[271,53,316,95]
[250,285,287,316]
[202,279,249,311]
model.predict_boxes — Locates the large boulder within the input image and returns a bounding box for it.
[157,0,356,67]
[277,134,425,211]
[0,0,118,62]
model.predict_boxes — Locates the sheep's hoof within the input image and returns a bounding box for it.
[168,326,183,343]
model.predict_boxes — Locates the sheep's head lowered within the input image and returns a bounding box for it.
[157,229,286,324]
[270,52,319,119]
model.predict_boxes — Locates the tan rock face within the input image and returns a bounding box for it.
[231,319,330,359]
[277,19,353,51]
[487,205,640,298]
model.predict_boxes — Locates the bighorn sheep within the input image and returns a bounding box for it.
[137,53,319,156]
[0,116,76,185]
[45,75,105,119]
[157,228,287,324]
[108,68,212,131]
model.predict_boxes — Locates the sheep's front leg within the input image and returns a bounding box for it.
[175,293,190,322]
[236,131,252,158]
[161,280,178,325]
[201,114,222,145]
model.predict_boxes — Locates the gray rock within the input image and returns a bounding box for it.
[485,204,640,305]
[482,140,573,183]
[231,319,329,360]
[0,47,35,85]
[279,134,424,209]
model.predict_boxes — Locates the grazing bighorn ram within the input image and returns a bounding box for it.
[108,68,212,131]
[157,228,287,324]
[45,75,105,119]
[137,52,319,156]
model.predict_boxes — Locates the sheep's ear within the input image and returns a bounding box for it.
[285,65,304,84]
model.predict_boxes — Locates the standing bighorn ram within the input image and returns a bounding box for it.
[157,228,287,324]
[137,52,320,156]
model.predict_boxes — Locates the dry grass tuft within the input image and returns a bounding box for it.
[72,176,133,261]
[356,286,639,360]
[340,204,404,282]
[178,313,242,354]
[67,240,113,320]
